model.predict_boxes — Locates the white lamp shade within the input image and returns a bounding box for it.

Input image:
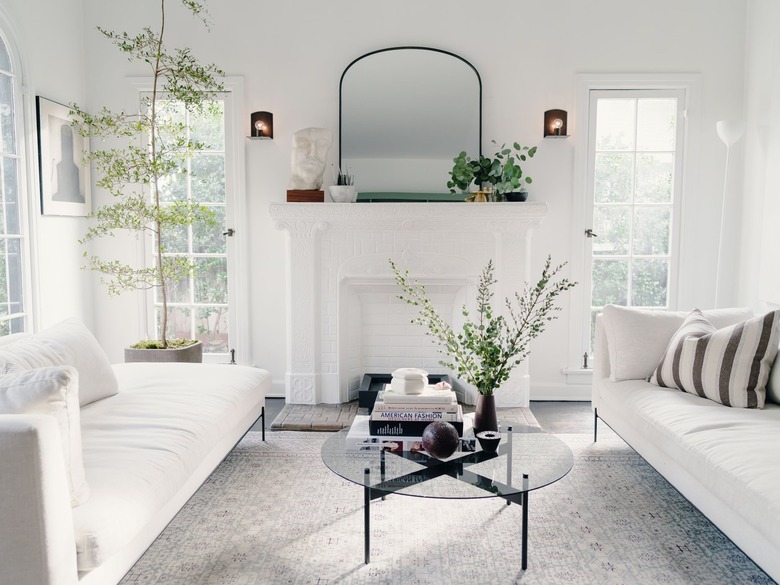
[716,120,745,147]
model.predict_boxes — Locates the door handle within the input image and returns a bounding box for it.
[585,229,598,238]
[223,228,235,237]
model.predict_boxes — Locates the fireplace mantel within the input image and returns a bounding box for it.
[269,202,549,406]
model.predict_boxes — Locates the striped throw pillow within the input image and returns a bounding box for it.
[648,309,780,408]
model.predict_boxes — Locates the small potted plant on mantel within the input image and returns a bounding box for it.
[71,0,224,363]
[447,140,537,202]
[328,166,357,203]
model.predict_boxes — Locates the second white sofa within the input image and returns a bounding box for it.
[593,305,780,582]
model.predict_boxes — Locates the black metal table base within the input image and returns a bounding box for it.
[360,428,533,570]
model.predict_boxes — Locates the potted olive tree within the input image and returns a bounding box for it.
[447,141,537,201]
[71,0,224,362]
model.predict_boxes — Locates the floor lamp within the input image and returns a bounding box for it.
[715,120,745,308]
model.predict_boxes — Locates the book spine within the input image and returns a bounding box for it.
[368,419,464,437]
[372,403,459,414]
[371,411,461,422]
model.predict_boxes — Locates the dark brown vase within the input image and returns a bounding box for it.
[474,394,498,434]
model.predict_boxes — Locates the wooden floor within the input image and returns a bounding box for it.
[257,398,594,435]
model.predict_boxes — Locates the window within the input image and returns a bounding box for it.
[140,83,248,364]
[585,89,686,351]
[0,32,28,335]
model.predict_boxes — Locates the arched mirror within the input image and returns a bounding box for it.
[339,47,481,201]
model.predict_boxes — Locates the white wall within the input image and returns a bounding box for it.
[739,0,780,313]
[0,0,93,330]
[79,0,748,398]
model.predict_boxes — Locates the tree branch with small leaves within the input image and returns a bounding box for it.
[391,256,576,396]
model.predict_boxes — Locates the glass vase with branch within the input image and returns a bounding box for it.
[390,256,576,433]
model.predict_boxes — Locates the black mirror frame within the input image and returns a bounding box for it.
[338,46,483,173]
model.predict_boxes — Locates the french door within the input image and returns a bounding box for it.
[143,85,248,364]
[583,89,686,352]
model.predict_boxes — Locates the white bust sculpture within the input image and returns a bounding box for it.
[287,127,333,190]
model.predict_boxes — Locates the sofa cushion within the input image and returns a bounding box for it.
[598,379,780,558]
[0,366,90,506]
[601,305,754,381]
[648,309,780,408]
[0,318,118,406]
[73,362,268,571]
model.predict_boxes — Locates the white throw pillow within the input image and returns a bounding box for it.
[0,366,90,506]
[601,305,754,381]
[648,309,780,408]
[0,318,118,406]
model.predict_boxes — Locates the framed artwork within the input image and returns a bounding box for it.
[36,96,91,216]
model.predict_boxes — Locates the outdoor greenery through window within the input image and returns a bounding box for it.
[154,98,229,354]
[0,35,26,336]
[588,93,683,350]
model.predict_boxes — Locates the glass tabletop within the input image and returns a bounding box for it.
[321,426,574,500]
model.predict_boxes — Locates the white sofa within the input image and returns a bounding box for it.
[593,305,780,582]
[0,319,270,585]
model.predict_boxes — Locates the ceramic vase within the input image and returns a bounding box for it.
[474,393,498,434]
[328,185,357,202]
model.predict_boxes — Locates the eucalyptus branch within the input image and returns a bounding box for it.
[391,256,576,396]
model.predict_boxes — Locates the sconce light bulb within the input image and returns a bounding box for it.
[553,118,563,129]
[255,120,264,136]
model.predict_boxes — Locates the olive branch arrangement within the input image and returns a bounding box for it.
[390,256,576,396]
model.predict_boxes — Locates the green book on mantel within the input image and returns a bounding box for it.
[356,192,467,202]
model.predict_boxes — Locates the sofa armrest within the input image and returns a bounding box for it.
[592,313,610,410]
[0,415,78,585]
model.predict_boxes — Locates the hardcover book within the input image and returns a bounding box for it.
[370,405,463,422]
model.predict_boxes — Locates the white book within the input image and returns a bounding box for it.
[346,414,475,453]
[379,385,457,404]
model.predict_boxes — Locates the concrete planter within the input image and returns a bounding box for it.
[124,340,204,363]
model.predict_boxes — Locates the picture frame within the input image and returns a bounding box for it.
[36,96,91,216]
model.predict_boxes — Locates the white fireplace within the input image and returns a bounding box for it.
[269,202,548,407]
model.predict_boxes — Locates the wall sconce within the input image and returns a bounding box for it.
[544,109,568,138]
[249,111,273,140]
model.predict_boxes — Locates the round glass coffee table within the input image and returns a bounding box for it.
[321,425,574,570]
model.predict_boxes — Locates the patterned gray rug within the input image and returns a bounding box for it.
[121,430,773,585]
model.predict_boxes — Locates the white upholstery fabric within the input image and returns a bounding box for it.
[0,366,89,506]
[0,319,118,406]
[0,415,79,585]
[597,380,780,571]
[767,353,780,404]
[601,305,753,381]
[73,362,266,572]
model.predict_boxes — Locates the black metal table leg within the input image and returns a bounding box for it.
[364,468,370,564]
[522,472,529,570]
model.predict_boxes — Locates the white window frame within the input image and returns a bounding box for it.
[0,13,37,336]
[128,77,250,364]
[565,74,701,378]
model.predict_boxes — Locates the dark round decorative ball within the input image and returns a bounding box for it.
[421,421,460,459]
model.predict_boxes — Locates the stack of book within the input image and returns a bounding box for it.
[345,384,474,453]
[369,386,464,437]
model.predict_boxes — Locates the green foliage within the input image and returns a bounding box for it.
[71,0,224,348]
[131,337,198,350]
[391,257,576,396]
[447,141,537,195]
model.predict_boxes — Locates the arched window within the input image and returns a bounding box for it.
[0,32,29,334]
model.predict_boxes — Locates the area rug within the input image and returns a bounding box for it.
[120,430,773,585]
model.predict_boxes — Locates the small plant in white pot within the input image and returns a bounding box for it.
[71,0,224,362]
[328,166,357,202]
